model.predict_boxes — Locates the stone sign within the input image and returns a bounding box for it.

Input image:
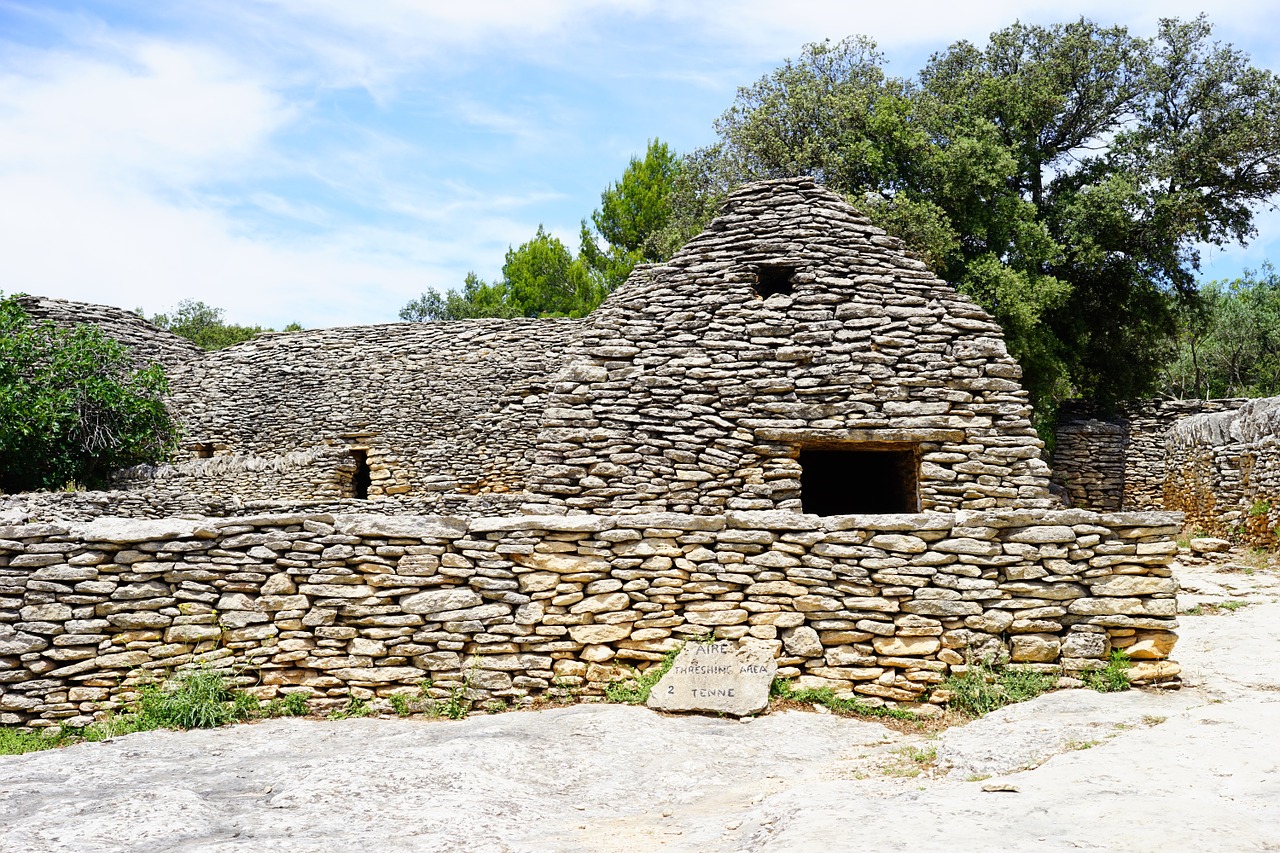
[646,640,777,716]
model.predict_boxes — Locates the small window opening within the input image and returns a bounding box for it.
[753,265,795,298]
[192,442,214,459]
[349,449,371,499]
[799,447,918,515]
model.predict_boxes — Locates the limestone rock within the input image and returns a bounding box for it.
[647,640,776,716]
[1189,538,1232,554]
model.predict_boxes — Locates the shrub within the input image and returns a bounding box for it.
[0,292,177,491]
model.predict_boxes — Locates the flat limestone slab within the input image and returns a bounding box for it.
[646,640,776,716]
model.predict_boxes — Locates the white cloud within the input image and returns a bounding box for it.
[0,25,551,328]
[0,41,289,186]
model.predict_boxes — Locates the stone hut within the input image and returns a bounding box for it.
[141,319,578,511]
[1164,396,1280,544]
[525,179,1054,516]
[1052,399,1248,511]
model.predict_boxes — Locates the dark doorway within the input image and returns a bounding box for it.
[349,449,371,499]
[799,447,918,515]
[753,265,795,298]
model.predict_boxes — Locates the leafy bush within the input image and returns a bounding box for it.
[0,292,177,491]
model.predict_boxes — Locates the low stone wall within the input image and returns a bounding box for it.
[1165,397,1280,546]
[0,489,529,525]
[1052,399,1247,510]
[0,509,1182,727]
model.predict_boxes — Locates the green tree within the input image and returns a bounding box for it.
[399,273,515,321]
[401,227,604,321]
[1,293,177,492]
[580,139,682,290]
[676,17,1280,422]
[504,225,603,317]
[1163,265,1280,398]
[151,300,300,349]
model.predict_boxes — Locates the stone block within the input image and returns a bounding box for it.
[401,589,484,614]
[647,640,776,716]
[1010,633,1061,663]
[567,623,631,644]
[872,636,941,657]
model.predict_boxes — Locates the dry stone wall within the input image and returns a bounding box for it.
[0,508,1181,727]
[1052,399,1247,510]
[15,295,201,370]
[162,319,576,503]
[1165,397,1280,546]
[526,179,1054,516]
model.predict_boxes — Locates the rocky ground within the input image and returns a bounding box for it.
[2,545,1278,852]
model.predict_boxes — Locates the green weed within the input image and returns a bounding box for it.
[135,667,250,730]
[769,679,918,722]
[604,647,680,705]
[1082,651,1131,693]
[939,656,1056,717]
[265,692,311,718]
[327,694,374,720]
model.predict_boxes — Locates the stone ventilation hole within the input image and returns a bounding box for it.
[192,443,214,459]
[349,449,372,499]
[752,264,795,298]
[799,447,919,515]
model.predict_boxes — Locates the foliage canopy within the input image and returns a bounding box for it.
[1163,265,1280,399]
[1,293,177,492]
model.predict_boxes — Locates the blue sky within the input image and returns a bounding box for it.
[2,1,1279,329]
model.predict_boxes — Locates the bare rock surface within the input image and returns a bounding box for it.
[3,550,1279,852]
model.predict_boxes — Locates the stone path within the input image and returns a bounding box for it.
[2,548,1278,852]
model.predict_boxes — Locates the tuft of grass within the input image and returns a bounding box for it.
[135,667,249,730]
[939,657,1056,717]
[770,679,918,722]
[0,727,76,755]
[1082,651,1131,693]
[390,694,413,717]
[1219,600,1250,612]
[604,647,680,705]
